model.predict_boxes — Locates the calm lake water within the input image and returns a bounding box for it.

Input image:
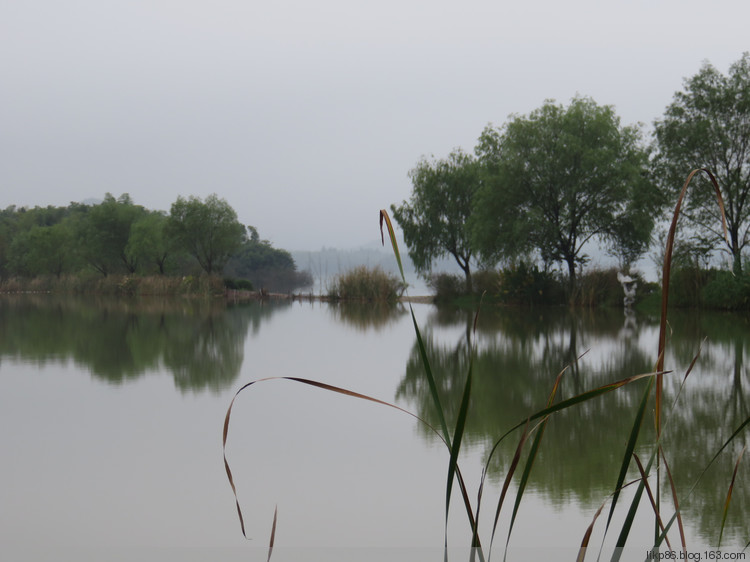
[1,295,748,561]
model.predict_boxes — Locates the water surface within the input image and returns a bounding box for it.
[1,296,747,560]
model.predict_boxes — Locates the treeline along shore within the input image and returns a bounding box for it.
[0,193,313,296]
[387,54,750,310]
[4,55,750,308]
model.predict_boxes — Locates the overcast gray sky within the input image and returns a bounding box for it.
[2,0,748,251]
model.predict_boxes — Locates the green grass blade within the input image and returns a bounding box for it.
[504,420,541,551]
[610,451,655,562]
[632,453,671,550]
[481,370,662,481]
[579,479,645,562]
[447,360,473,544]
[471,370,662,560]
[492,419,531,558]
[503,367,566,557]
[525,372,659,427]
[652,415,750,549]
[659,449,685,553]
[719,445,746,547]
[708,416,750,472]
[410,307,451,443]
[380,208,479,544]
[603,376,654,550]
[380,208,451,443]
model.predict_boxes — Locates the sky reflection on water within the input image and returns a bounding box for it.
[0,296,747,559]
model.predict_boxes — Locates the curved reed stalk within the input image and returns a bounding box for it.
[655,168,727,435]
[222,198,750,558]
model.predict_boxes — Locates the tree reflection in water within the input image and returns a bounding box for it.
[395,305,749,545]
[0,295,284,392]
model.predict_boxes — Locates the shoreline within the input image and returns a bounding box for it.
[226,289,435,304]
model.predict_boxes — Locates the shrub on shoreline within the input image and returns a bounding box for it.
[0,274,227,297]
[427,266,658,308]
[327,266,405,302]
[666,267,750,310]
[427,273,466,302]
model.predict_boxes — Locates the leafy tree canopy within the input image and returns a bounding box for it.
[225,226,312,292]
[652,53,750,274]
[78,193,145,276]
[0,195,306,285]
[391,149,481,292]
[167,194,245,275]
[125,211,178,275]
[473,96,657,289]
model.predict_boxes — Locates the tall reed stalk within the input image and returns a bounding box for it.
[222,182,749,559]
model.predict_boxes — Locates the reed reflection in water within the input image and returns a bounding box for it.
[0,295,747,556]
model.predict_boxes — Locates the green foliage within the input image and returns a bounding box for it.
[470,269,502,296]
[470,128,533,265]
[177,274,226,296]
[327,265,405,302]
[0,296,262,390]
[427,272,467,302]
[473,96,657,288]
[167,194,245,275]
[78,193,146,276]
[126,211,178,275]
[224,226,312,292]
[653,53,750,275]
[3,204,85,278]
[0,273,228,297]
[0,207,17,278]
[8,221,76,277]
[0,195,303,294]
[428,264,646,307]
[572,268,628,307]
[668,266,711,307]
[495,262,562,305]
[220,210,750,553]
[391,149,480,292]
[668,267,750,309]
[430,264,640,307]
[701,271,750,309]
[223,277,254,291]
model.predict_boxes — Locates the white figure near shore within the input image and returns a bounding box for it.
[617,271,638,308]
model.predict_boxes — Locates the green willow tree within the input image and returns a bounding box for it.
[167,194,245,275]
[9,221,77,277]
[391,149,481,293]
[78,193,145,276]
[652,53,750,275]
[4,205,78,277]
[473,96,657,290]
[126,211,176,275]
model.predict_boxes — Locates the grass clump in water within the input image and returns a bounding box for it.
[327,265,405,302]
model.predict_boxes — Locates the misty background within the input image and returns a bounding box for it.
[2,0,748,278]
